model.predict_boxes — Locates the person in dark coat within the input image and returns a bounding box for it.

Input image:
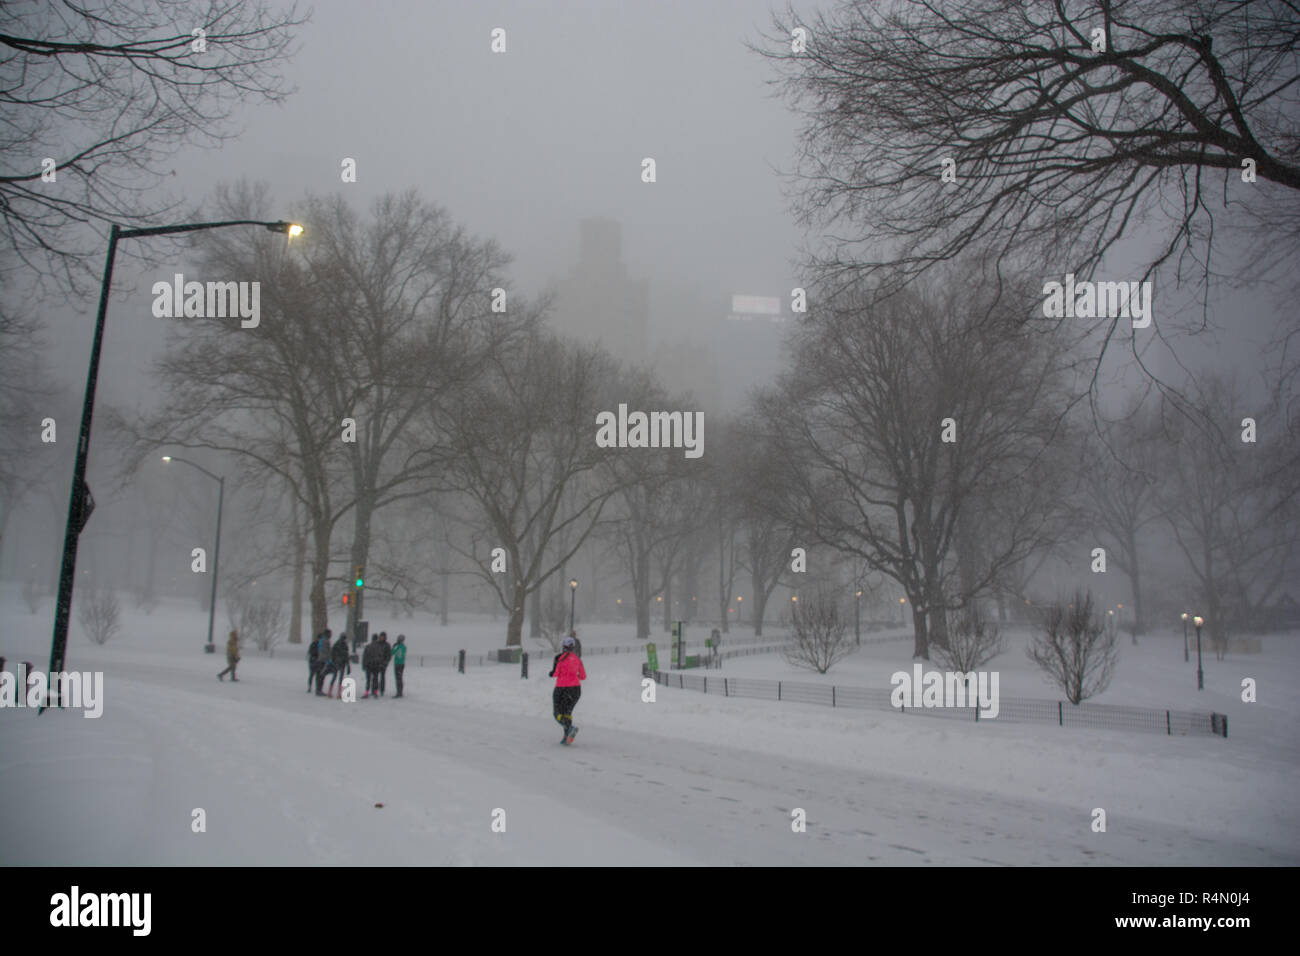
[377,632,392,696]
[327,632,350,697]
[362,634,380,698]
[217,630,241,681]
[313,630,333,696]
[308,628,331,692]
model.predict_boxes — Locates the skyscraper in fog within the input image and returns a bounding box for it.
[553,218,648,362]
[713,294,791,411]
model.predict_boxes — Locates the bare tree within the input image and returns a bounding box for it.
[0,0,305,292]
[0,256,60,559]
[534,587,571,655]
[784,585,854,674]
[116,183,347,637]
[1075,398,1165,638]
[732,416,801,637]
[934,603,1004,675]
[431,331,626,647]
[227,592,284,653]
[1026,589,1119,704]
[761,264,1069,658]
[762,0,1300,374]
[77,587,121,646]
[1160,374,1297,648]
[297,190,516,637]
[596,371,707,640]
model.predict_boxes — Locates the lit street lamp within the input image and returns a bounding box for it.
[855,589,862,645]
[1193,615,1205,689]
[162,456,225,653]
[45,218,302,712]
[899,596,906,626]
[735,595,743,625]
[1181,612,1189,662]
[569,578,578,632]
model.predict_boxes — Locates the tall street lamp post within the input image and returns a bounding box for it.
[1194,615,1205,689]
[569,578,578,632]
[1181,612,1189,662]
[855,590,862,646]
[162,456,225,653]
[44,219,302,711]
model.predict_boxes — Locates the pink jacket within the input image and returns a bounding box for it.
[553,652,586,688]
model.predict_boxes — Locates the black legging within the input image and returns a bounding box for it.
[553,686,581,730]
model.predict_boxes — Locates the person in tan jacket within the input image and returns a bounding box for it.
[218,630,241,682]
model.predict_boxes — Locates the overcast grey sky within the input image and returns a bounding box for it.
[42,0,1285,416]
[42,0,835,410]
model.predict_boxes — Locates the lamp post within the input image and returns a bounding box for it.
[1193,615,1204,689]
[736,595,743,625]
[44,218,302,712]
[899,596,906,626]
[855,590,862,645]
[569,578,578,632]
[162,456,225,653]
[1181,612,1189,662]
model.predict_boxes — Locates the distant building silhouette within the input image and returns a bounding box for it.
[553,219,648,362]
[712,294,791,411]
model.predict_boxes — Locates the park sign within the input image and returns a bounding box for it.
[647,642,658,671]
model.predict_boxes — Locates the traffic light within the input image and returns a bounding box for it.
[342,593,350,605]
[354,565,365,589]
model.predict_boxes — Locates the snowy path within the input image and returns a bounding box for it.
[3,659,1289,866]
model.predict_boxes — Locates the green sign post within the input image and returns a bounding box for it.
[647,642,659,672]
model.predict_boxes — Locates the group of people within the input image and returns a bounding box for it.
[307,629,407,699]
[222,623,586,743]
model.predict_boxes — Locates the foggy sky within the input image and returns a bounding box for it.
[42,0,825,407]
[38,0,1286,416]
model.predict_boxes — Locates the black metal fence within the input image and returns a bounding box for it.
[641,664,1228,739]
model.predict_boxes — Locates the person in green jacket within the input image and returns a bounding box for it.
[392,635,407,698]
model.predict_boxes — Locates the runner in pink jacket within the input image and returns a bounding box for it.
[549,634,586,744]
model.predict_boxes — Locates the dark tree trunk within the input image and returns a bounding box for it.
[506,578,526,646]
[439,570,449,626]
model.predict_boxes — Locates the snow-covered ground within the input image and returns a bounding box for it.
[2,589,1296,865]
